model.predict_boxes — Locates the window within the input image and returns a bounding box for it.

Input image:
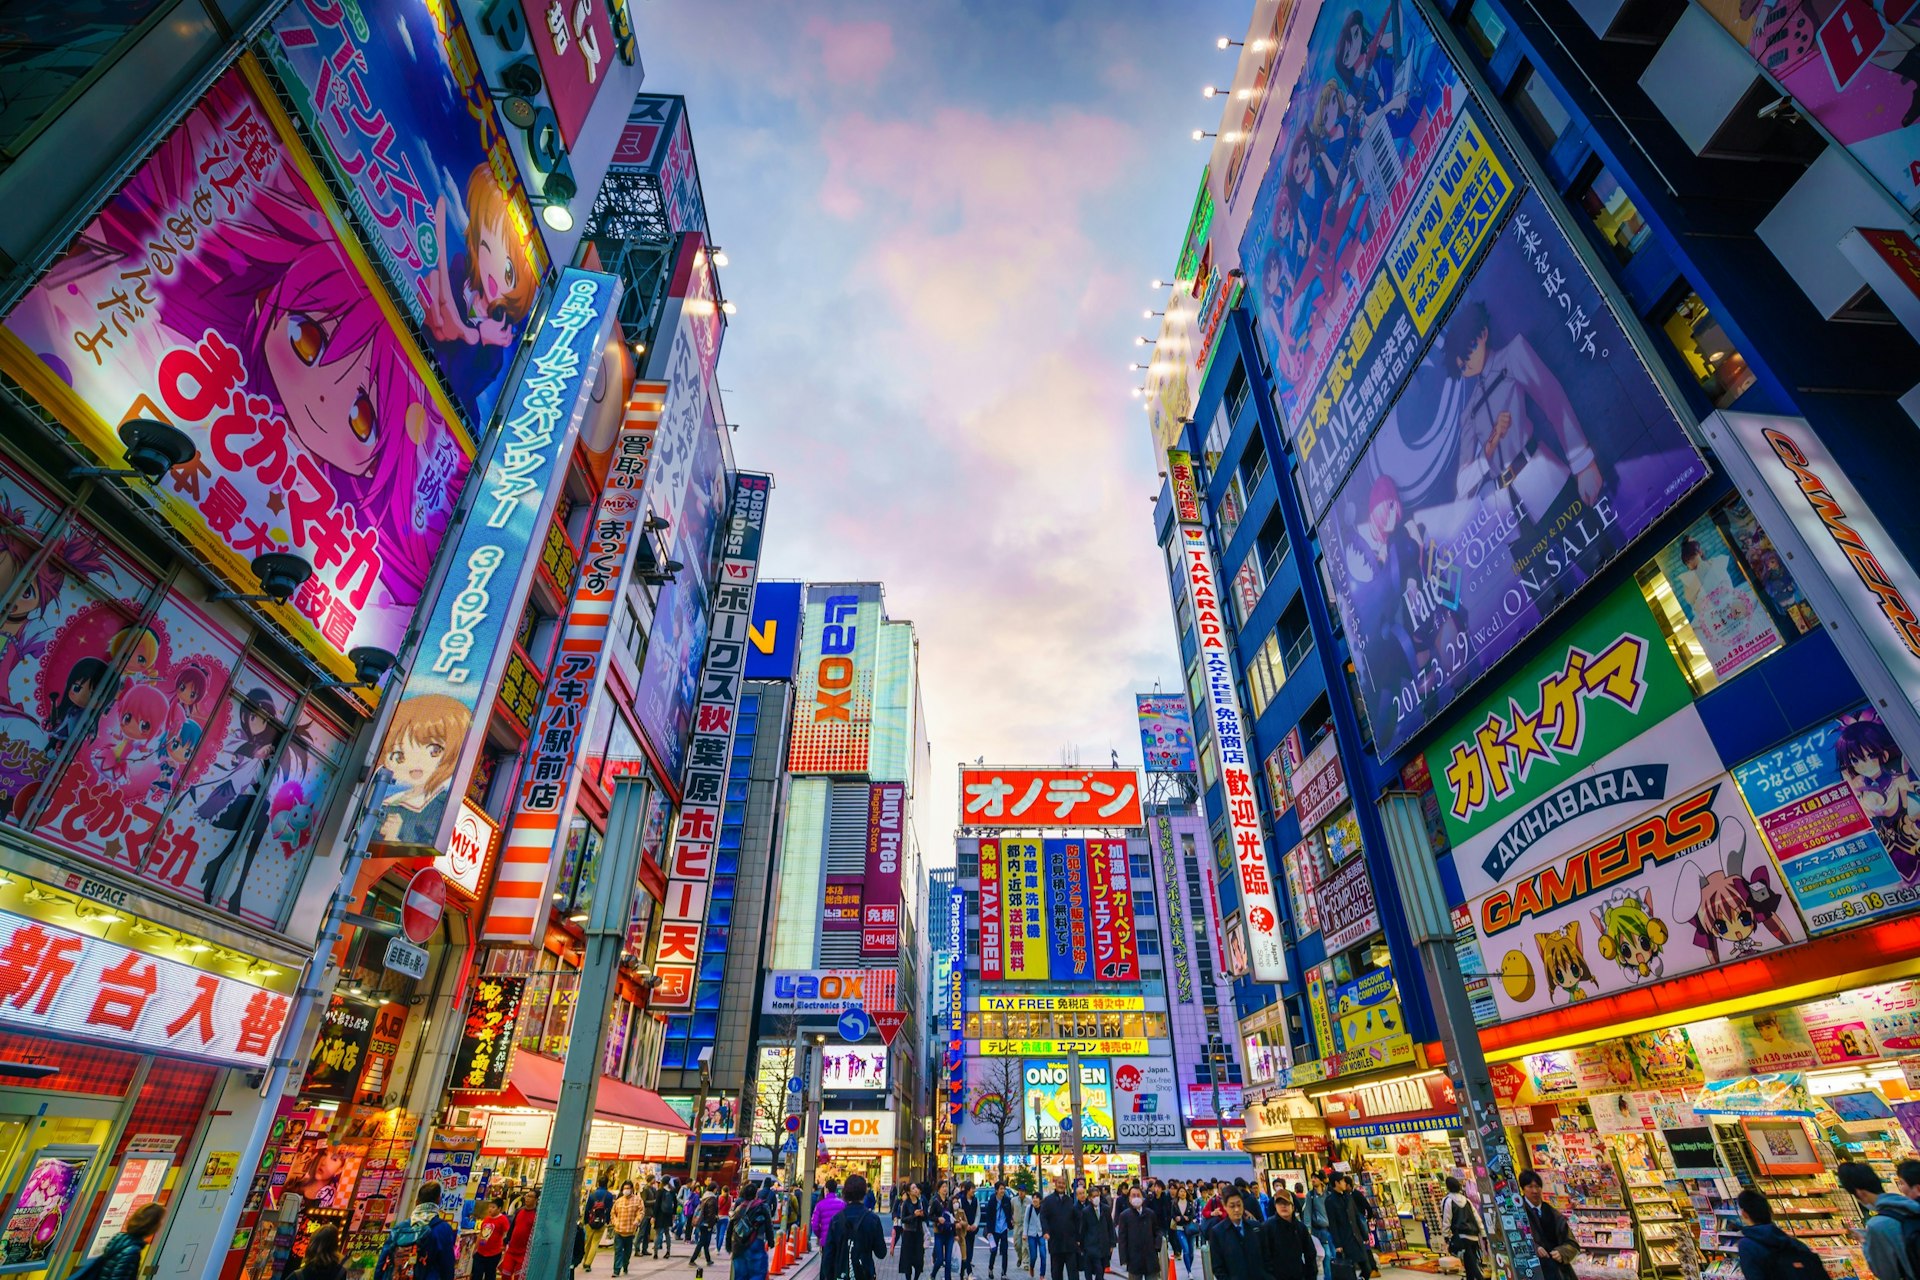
[1174,577,1194,637]
[1200,737,1220,791]
[1134,890,1158,918]
[957,847,979,878]
[1256,512,1291,586]
[1246,631,1287,717]
[1224,361,1250,423]
[980,1013,1004,1038]
[1218,473,1245,543]
[964,891,979,919]
[1129,852,1153,879]
[1239,432,1270,497]
[1659,288,1755,407]
[1139,931,1162,957]
[1185,658,1206,722]
[1509,66,1571,149]
[1144,1013,1170,1038]
[1575,162,1651,265]
[1204,399,1232,472]
[1462,0,1509,57]
[1231,550,1266,627]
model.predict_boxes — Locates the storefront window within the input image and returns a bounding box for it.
[1635,498,1817,693]
[1660,288,1756,407]
[980,1013,1004,1039]
[1121,1012,1146,1039]
[1576,163,1652,264]
[964,1012,981,1038]
[1100,1013,1123,1037]
[1144,1013,1169,1038]
[557,817,603,917]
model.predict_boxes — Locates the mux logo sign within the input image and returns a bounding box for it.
[813,593,859,722]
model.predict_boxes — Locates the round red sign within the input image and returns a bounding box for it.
[403,868,447,944]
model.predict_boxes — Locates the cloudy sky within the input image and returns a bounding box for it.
[638,2,1243,856]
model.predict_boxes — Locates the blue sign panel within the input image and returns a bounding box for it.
[745,580,803,680]
[1044,839,1094,981]
[837,1006,872,1043]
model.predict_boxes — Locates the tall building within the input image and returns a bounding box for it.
[754,583,932,1187]
[1142,0,1920,1257]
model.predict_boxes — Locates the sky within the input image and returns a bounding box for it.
[637,0,1247,859]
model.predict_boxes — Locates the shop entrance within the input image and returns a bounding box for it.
[0,1090,126,1278]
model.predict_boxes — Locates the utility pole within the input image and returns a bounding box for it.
[795,1032,825,1246]
[527,777,649,1278]
[684,1047,714,1191]
[1066,1048,1085,1188]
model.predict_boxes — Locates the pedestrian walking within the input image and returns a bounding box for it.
[285,1223,345,1280]
[815,1179,849,1247]
[1025,1189,1047,1277]
[899,1181,930,1280]
[1258,1192,1316,1280]
[1117,1188,1161,1280]
[1302,1175,1332,1280]
[933,1186,960,1280]
[374,1185,458,1280]
[474,1199,512,1280]
[1075,1185,1105,1280]
[1325,1173,1377,1280]
[728,1182,778,1280]
[610,1183,643,1277]
[824,1174,891,1280]
[693,1183,722,1266]
[1440,1177,1484,1280]
[502,1191,539,1280]
[1840,1162,1920,1280]
[583,1176,616,1272]
[653,1175,679,1260]
[1040,1177,1078,1280]
[1204,1194,1261,1280]
[1736,1187,1830,1280]
[988,1183,1017,1278]
[1519,1172,1575,1280]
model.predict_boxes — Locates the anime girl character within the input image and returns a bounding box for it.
[104,624,159,681]
[1332,4,1423,154]
[148,714,200,804]
[1836,710,1920,880]
[1681,819,1793,962]
[374,693,471,846]
[0,510,106,720]
[422,166,540,373]
[1592,887,1669,982]
[1534,922,1596,1003]
[42,656,110,758]
[89,681,170,794]
[191,688,284,910]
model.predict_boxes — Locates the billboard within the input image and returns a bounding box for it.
[1469,778,1806,1023]
[1425,582,1719,901]
[821,1046,888,1091]
[1043,839,1095,981]
[0,59,472,686]
[761,970,898,1017]
[1293,731,1350,831]
[1000,838,1048,981]
[1697,0,1920,217]
[1023,1060,1115,1143]
[1113,1057,1182,1145]
[745,581,803,679]
[1171,517,1289,982]
[370,271,620,855]
[1321,191,1706,755]
[266,0,549,427]
[653,472,770,1006]
[979,837,1004,981]
[1238,0,1484,457]
[959,767,1144,827]
[822,877,864,931]
[1734,705,1920,934]
[1088,838,1141,982]
[1137,695,1198,774]
[863,781,905,957]
[790,584,882,774]
[634,271,733,781]
[1319,856,1381,952]
[516,0,616,150]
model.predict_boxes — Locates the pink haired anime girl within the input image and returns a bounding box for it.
[90,681,170,794]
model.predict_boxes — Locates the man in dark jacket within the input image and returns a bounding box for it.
[959,1182,981,1279]
[1075,1187,1105,1280]
[1325,1174,1375,1279]
[1040,1180,1080,1280]
[1206,1193,1262,1280]
[1735,1187,1828,1280]
[1116,1189,1160,1280]
[825,1174,890,1280]
[1520,1172,1574,1280]
[378,1185,458,1280]
[1259,1193,1317,1280]
[651,1178,678,1260]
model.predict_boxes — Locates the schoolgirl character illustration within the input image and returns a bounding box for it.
[423,166,540,356]
[89,681,170,794]
[42,656,110,758]
[1592,887,1669,982]
[148,716,200,804]
[191,689,284,911]
[1535,922,1596,1003]
[375,693,471,846]
[0,510,105,720]
[1836,710,1920,880]
[1681,819,1793,963]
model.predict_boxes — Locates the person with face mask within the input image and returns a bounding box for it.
[1117,1188,1161,1280]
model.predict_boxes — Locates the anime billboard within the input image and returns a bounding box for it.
[1321,192,1706,755]
[1136,694,1198,774]
[1238,0,1484,453]
[1698,0,1920,217]
[0,61,472,686]
[267,0,549,429]
[1469,778,1806,1023]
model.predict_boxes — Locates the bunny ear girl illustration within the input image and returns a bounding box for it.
[1681,816,1792,963]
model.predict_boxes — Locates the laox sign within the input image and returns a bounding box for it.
[775,973,870,1003]
[813,594,860,722]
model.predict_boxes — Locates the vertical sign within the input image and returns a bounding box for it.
[1170,450,1287,982]
[1089,838,1140,982]
[652,472,772,1007]
[1045,839,1094,981]
[862,781,905,957]
[1156,815,1195,1004]
[789,585,881,773]
[978,837,1004,981]
[481,383,661,943]
[451,975,525,1091]
[373,268,619,855]
[1002,839,1048,980]
[948,882,967,1125]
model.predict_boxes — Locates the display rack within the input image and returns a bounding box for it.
[1680,1121,1868,1280]
[1553,1135,1637,1280]
[1625,1176,1697,1280]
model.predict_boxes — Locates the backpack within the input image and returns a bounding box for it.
[1447,1197,1480,1243]
[730,1204,766,1251]
[1883,1207,1920,1280]
[586,1192,612,1229]
[373,1219,429,1280]
[832,1206,871,1280]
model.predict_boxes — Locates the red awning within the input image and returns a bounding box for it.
[454,1052,690,1135]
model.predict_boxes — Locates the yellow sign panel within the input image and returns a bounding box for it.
[1386,114,1515,335]
[981,995,1146,1013]
[980,1039,1149,1057]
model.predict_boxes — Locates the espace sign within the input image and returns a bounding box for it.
[820,1111,897,1148]
[762,970,899,1017]
[790,584,880,774]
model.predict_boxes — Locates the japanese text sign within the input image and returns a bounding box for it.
[978,837,1004,981]
[372,268,618,856]
[1318,855,1381,953]
[1293,731,1350,832]
[823,878,863,932]
[960,768,1143,827]
[519,0,616,149]
[1044,838,1094,982]
[1322,192,1705,755]
[790,584,881,774]
[0,59,472,686]
[1426,582,1717,901]
[1000,839,1048,981]
[304,994,378,1103]
[1087,837,1140,981]
[483,382,660,943]
[267,0,550,426]
[863,780,904,957]
[1137,694,1198,774]
[1168,450,1202,525]
[1156,814,1196,1004]
[1173,521,1287,982]
[0,907,291,1069]
[451,975,524,1091]
[652,472,771,1008]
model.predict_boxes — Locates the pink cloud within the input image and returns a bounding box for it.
[806,16,896,84]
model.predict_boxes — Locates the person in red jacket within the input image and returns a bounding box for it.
[473,1198,510,1280]
[501,1190,539,1280]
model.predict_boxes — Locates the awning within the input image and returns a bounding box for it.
[454,1052,690,1135]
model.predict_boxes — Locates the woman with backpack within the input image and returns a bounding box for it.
[1737,1188,1830,1280]
[1439,1178,1484,1280]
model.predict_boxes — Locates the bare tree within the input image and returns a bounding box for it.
[750,1015,801,1179]
[969,1057,1028,1179]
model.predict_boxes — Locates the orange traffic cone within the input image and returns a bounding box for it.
[1168,1253,1179,1280]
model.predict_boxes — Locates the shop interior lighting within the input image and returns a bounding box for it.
[1217,36,1244,48]
[1192,130,1217,141]
[568,911,589,923]
[67,419,199,487]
